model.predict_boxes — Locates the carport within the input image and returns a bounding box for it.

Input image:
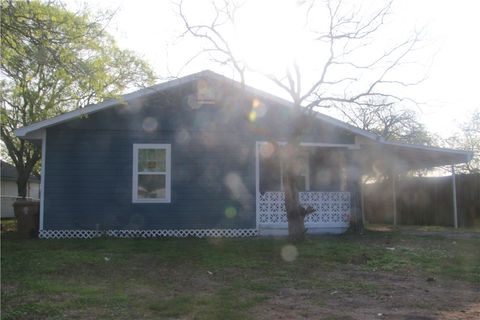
[357,140,474,228]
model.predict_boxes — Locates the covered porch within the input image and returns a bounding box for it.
[254,140,474,236]
[255,142,359,235]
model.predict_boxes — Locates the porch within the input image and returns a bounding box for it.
[255,142,358,235]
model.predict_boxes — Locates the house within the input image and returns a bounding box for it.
[15,70,473,238]
[1,160,40,218]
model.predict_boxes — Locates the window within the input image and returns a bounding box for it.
[132,144,171,203]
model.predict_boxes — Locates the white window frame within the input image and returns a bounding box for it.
[132,144,171,203]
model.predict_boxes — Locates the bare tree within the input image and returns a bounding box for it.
[176,0,423,239]
[177,0,247,84]
[337,100,432,145]
[445,109,480,174]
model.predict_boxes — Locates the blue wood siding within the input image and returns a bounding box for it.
[43,81,355,230]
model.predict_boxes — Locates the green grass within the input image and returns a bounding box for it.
[1,230,479,319]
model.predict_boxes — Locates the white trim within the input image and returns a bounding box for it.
[380,140,473,159]
[15,69,472,163]
[15,70,380,142]
[39,130,46,230]
[392,173,397,226]
[39,228,257,239]
[256,141,360,149]
[255,142,260,233]
[305,153,310,191]
[280,160,285,191]
[132,144,171,203]
[15,72,208,138]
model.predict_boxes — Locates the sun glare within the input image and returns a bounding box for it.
[234,1,309,73]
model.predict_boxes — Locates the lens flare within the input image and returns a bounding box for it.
[176,129,190,144]
[224,206,237,219]
[252,98,267,118]
[259,142,275,159]
[249,111,257,122]
[281,244,298,262]
[142,117,158,132]
[187,94,200,109]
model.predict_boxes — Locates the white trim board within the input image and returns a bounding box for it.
[15,70,380,142]
[256,141,360,149]
[15,72,209,139]
[15,69,472,163]
[381,140,474,159]
[255,142,260,233]
[39,130,46,230]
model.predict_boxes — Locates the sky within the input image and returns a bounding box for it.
[66,0,480,139]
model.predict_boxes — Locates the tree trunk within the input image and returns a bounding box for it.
[282,142,314,241]
[17,173,29,199]
[284,164,306,240]
[281,113,315,241]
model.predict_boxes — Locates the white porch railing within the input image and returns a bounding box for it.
[258,191,351,226]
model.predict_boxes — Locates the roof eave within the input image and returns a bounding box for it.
[15,71,210,139]
[380,140,474,162]
[14,69,383,142]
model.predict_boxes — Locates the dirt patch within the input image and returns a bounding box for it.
[250,269,480,320]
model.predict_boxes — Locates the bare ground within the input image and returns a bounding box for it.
[250,270,479,320]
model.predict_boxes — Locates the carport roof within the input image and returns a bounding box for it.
[360,140,473,172]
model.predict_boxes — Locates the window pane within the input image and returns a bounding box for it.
[138,149,166,172]
[137,174,166,199]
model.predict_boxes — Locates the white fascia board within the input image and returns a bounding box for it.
[16,69,379,142]
[16,99,119,138]
[15,72,207,138]
[380,140,474,160]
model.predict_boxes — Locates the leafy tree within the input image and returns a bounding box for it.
[0,0,156,198]
[177,0,424,239]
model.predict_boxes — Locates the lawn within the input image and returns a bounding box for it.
[1,229,479,319]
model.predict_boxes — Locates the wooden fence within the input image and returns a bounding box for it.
[363,173,480,227]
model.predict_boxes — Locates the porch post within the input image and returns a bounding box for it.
[348,151,364,234]
[451,164,458,228]
[360,178,366,227]
[392,171,397,226]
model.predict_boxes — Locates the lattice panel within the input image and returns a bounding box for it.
[258,192,350,225]
[39,228,257,239]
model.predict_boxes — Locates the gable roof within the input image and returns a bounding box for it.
[15,70,380,141]
[14,70,473,167]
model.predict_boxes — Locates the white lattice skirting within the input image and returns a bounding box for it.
[258,191,351,226]
[39,228,258,239]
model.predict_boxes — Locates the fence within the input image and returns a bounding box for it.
[363,173,480,227]
[1,196,39,219]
